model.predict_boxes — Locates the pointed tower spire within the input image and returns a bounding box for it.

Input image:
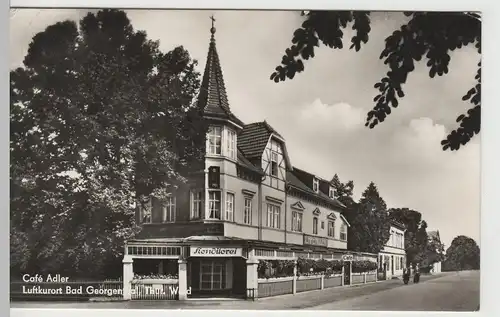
[197,15,244,128]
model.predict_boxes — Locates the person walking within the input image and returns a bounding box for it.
[402,267,410,284]
[413,264,421,283]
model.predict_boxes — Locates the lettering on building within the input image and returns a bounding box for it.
[190,247,242,257]
[303,234,328,247]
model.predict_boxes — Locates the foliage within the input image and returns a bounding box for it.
[348,182,391,253]
[270,11,481,151]
[389,208,429,267]
[258,258,376,277]
[329,174,358,250]
[330,174,355,209]
[423,233,446,265]
[443,235,480,271]
[413,221,429,266]
[257,260,295,279]
[352,260,378,273]
[10,9,205,278]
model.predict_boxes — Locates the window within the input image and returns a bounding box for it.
[292,210,302,232]
[321,221,325,229]
[340,223,347,241]
[162,196,176,222]
[208,190,221,219]
[208,126,222,155]
[313,217,318,234]
[395,256,399,270]
[400,257,404,269]
[329,186,335,199]
[270,152,278,177]
[191,191,203,219]
[200,260,225,290]
[226,129,236,159]
[266,204,280,229]
[328,221,335,237]
[141,199,151,223]
[313,178,319,193]
[225,192,234,221]
[243,198,252,225]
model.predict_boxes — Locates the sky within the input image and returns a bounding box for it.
[9,9,481,249]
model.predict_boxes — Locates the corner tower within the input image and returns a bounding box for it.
[197,17,245,221]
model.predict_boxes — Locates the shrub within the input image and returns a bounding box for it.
[351,260,377,273]
[257,259,295,278]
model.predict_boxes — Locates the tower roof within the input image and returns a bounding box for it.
[197,17,244,128]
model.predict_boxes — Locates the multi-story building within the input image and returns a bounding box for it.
[122,23,352,300]
[378,221,406,279]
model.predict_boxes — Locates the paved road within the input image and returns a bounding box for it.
[10,271,478,311]
[308,270,479,311]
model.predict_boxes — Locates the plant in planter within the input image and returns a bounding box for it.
[352,260,378,273]
[258,259,295,278]
[258,260,273,279]
[313,259,330,273]
[297,257,315,275]
[329,260,343,273]
[276,260,295,277]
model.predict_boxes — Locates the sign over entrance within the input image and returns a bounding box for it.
[342,254,354,262]
[303,234,328,247]
[190,246,242,257]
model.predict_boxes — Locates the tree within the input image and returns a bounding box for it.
[443,235,480,271]
[10,9,206,278]
[330,173,355,208]
[330,174,358,248]
[348,182,391,253]
[389,208,432,267]
[422,233,445,269]
[389,208,422,265]
[413,220,429,266]
[270,11,481,151]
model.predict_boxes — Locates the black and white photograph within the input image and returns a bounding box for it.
[9,5,482,313]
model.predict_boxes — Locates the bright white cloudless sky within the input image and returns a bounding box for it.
[9,9,481,248]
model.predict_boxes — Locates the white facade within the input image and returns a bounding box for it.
[378,224,406,279]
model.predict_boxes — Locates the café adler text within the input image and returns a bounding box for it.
[23,274,69,283]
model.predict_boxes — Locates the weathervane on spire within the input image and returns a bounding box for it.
[210,15,216,34]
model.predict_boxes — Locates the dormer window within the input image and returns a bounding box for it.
[329,186,335,199]
[313,178,319,193]
[208,126,222,155]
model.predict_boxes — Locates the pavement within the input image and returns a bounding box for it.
[10,271,479,311]
[307,270,480,311]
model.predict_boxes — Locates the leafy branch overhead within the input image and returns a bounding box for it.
[271,11,481,151]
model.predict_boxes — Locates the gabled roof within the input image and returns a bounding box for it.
[238,121,284,159]
[197,27,244,128]
[390,220,406,231]
[428,230,441,241]
[236,149,264,175]
[287,170,346,211]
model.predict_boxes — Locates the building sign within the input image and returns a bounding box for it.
[190,246,242,257]
[303,234,328,247]
[342,254,354,262]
